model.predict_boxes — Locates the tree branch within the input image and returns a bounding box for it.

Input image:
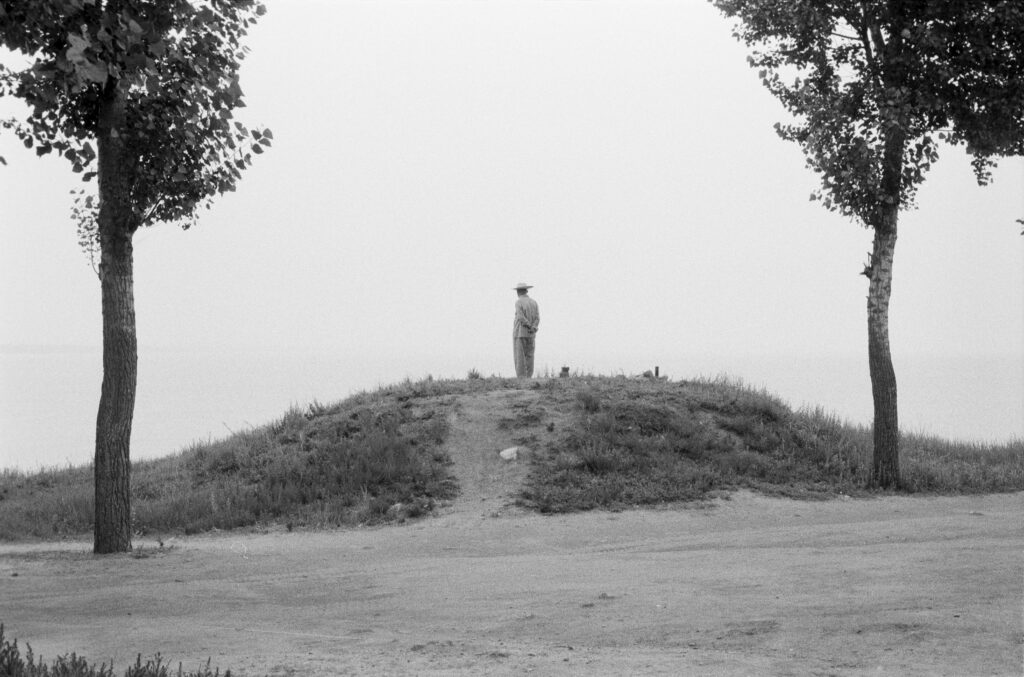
[868,22,887,61]
[858,4,883,87]
[141,199,163,226]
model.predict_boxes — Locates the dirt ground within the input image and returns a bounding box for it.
[2,389,1022,676]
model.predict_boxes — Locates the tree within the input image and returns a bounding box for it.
[0,0,271,552]
[712,0,1024,487]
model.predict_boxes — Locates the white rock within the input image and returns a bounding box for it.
[499,446,519,461]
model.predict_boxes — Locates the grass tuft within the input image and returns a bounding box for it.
[576,388,603,413]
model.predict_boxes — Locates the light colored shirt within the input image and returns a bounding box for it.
[514,294,540,338]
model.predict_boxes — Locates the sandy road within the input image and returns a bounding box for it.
[2,391,1022,675]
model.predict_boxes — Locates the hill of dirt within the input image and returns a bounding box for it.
[2,386,1022,675]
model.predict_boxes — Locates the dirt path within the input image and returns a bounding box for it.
[437,388,573,517]
[437,390,539,516]
[2,392,1023,675]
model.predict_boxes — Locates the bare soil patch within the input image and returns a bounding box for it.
[2,389,1022,675]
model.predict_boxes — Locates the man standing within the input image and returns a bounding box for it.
[513,282,540,378]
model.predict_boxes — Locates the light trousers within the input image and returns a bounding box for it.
[514,336,536,378]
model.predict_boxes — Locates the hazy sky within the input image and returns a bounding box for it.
[2,0,1022,375]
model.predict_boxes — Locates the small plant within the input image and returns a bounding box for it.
[467,368,482,380]
[305,399,338,420]
[576,442,628,474]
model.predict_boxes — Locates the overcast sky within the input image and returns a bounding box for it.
[2,0,1022,376]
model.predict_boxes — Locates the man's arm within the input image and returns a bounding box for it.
[517,298,539,334]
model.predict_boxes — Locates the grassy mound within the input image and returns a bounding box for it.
[517,377,1024,511]
[1,374,1021,540]
[0,377,466,540]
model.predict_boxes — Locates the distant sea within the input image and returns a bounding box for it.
[1,346,1021,471]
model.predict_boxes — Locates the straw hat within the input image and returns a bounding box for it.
[512,282,533,290]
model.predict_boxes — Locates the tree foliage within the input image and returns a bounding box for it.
[714,0,1024,228]
[0,0,271,237]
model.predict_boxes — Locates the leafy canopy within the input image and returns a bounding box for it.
[0,0,271,238]
[713,0,1024,228]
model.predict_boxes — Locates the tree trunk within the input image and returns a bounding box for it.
[93,84,137,554]
[866,220,899,488]
[865,116,907,490]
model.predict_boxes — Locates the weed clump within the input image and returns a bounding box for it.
[576,388,602,413]
[0,625,231,676]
